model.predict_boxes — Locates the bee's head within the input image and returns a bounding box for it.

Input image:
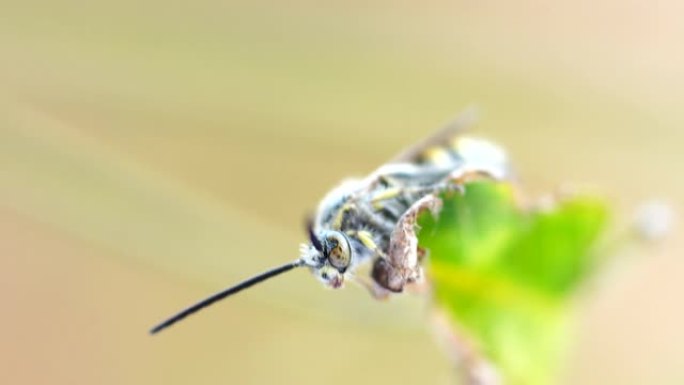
[300,229,353,289]
[149,223,353,335]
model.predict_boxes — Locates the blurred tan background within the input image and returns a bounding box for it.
[1,1,682,384]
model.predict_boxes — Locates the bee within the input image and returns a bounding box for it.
[150,112,510,334]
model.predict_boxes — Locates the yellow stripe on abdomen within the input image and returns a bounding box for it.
[420,146,454,167]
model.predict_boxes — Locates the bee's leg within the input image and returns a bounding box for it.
[371,194,443,292]
[355,202,396,234]
[404,171,495,205]
[447,169,499,187]
[420,170,495,197]
[399,182,464,202]
[342,229,394,300]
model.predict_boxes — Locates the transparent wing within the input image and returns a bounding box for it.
[384,107,512,182]
[388,107,478,164]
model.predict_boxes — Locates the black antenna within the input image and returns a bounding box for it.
[306,217,324,251]
[150,260,304,335]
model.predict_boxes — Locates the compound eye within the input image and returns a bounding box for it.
[325,231,352,271]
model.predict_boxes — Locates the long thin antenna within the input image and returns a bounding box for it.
[306,217,324,251]
[150,260,304,335]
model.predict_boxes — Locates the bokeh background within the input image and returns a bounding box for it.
[1,1,682,384]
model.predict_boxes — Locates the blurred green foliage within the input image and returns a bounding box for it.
[419,181,609,385]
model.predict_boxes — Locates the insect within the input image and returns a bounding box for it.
[150,113,511,335]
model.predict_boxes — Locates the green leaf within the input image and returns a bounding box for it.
[419,180,609,385]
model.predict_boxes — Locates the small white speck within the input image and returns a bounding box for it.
[634,200,675,241]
